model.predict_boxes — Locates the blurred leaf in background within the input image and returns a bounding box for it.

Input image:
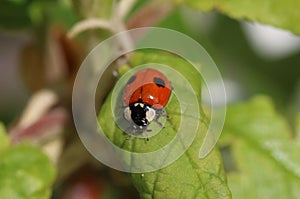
[0,123,56,199]
[183,0,300,35]
[160,8,300,113]
[0,0,78,30]
[221,96,300,198]
[0,0,33,30]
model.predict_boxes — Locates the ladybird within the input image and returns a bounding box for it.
[123,68,172,132]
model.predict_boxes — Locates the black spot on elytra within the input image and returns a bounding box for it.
[153,77,165,87]
[126,75,136,85]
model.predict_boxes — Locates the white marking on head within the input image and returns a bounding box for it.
[146,107,156,122]
[134,102,144,108]
[124,107,131,122]
[149,95,154,100]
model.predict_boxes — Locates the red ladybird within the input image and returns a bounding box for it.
[123,68,172,131]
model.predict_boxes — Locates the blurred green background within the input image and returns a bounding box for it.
[1,0,300,198]
[1,0,299,125]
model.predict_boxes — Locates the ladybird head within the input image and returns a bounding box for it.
[124,102,156,128]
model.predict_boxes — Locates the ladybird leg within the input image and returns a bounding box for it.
[160,110,171,120]
[154,109,170,128]
[165,114,171,120]
[157,109,168,118]
[124,123,139,137]
[124,124,132,134]
[153,119,164,128]
[146,128,152,137]
[144,131,150,142]
[123,126,132,141]
[126,134,131,140]
[163,113,175,129]
[157,109,176,130]
[144,134,150,142]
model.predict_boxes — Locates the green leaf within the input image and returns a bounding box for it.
[47,1,78,29]
[182,0,300,35]
[72,0,113,19]
[297,114,300,141]
[0,144,56,199]
[98,51,231,199]
[222,96,300,199]
[0,0,60,30]
[0,0,32,29]
[0,123,10,153]
[131,131,230,199]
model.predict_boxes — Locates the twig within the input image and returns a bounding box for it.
[126,1,173,29]
[67,18,113,39]
[18,89,58,128]
[115,0,137,20]
[10,108,68,144]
